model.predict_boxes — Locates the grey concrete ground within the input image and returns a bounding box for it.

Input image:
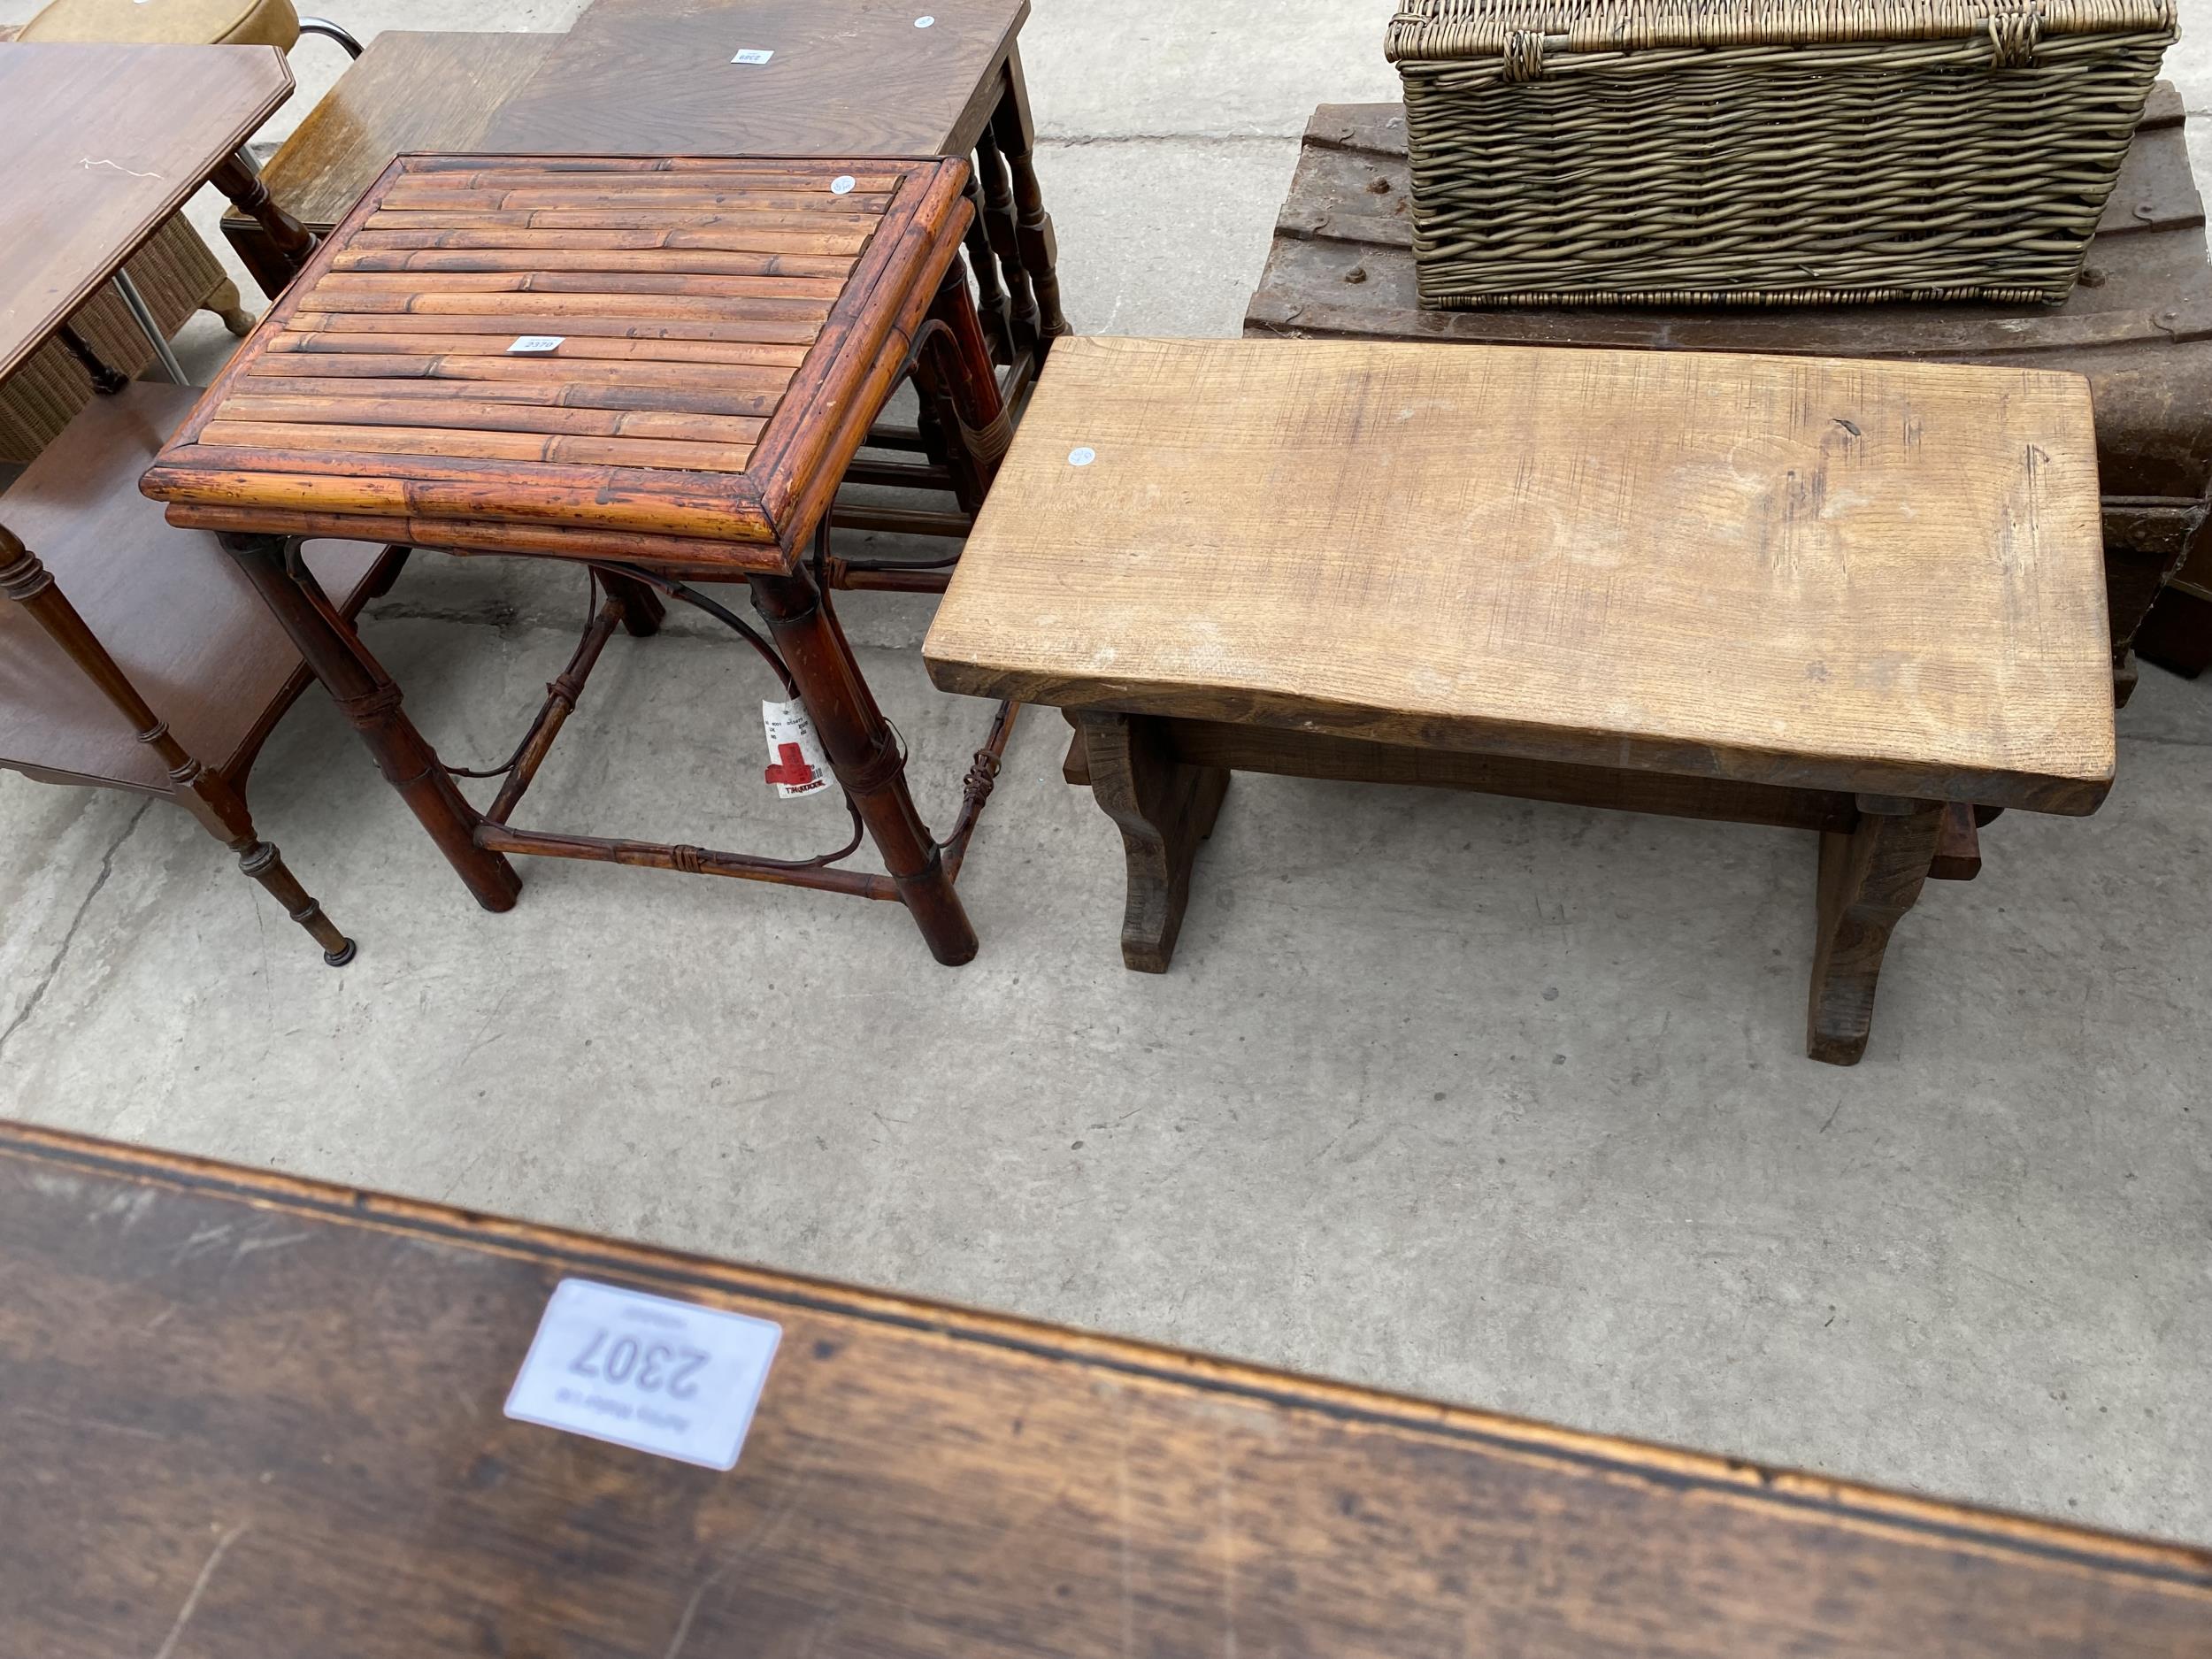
[4,0,2209,1546]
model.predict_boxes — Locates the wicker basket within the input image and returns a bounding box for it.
[1386,0,2177,307]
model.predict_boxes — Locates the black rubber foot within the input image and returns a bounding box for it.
[324,939,358,967]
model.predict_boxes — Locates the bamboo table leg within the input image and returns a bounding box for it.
[219,532,522,913]
[1,529,356,963]
[748,564,977,965]
[1806,795,1945,1065]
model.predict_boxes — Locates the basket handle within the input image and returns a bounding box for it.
[1987,8,2040,66]
[1500,28,1547,81]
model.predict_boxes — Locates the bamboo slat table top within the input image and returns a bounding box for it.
[142,153,973,572]
[926,336,2117,815]
[0,42,294,381]
[4,1120,2209,1659]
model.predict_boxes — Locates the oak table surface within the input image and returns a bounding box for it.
[925,335,2116,816]
[0,42,294,380]
[223,30,561,237]
[147,152,975,571]
[1246,88,2212,691]
[3,1120,2208,1659]
[483,0,1027,157]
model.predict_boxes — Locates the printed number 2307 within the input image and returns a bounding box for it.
[570,1328,710,1398]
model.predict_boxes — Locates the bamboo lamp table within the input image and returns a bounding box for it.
[925,338,2118,1064]
[9,1119,2212,1655]
[142,153,1014,964]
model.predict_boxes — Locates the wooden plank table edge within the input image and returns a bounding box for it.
[5,1117,2205,1596]
[920,661,2115,818]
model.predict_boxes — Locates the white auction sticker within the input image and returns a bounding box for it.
[507,335,565,355]
[762,697,832,798]
[504,1279,780,1471]
[730,47,773,63]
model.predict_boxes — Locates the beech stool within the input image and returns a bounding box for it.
[925,338,2117,1063]
[142,154,1012,964]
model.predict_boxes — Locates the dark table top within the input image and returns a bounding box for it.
[4,1119,2209,1657]
[482,0,1027,158]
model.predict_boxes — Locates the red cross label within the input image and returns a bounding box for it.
[760,699,831,799]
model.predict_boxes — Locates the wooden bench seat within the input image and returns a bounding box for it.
[924,336,2116,1064]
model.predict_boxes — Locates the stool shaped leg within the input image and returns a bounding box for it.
[1,530,354,963]
[1806,797,1944,1064]
[1078,711,1229,972]
[220,533,522,914]
[749,566,975,964]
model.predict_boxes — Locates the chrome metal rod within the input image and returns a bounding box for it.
[111,271,188,386]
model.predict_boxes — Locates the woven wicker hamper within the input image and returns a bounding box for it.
[1386,0,2177,307]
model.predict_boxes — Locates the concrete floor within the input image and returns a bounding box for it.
[4,0,2209,1547]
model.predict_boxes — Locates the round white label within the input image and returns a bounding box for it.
[1068,447,1096,466]
[915,13,935,25]
[830,175,856,196]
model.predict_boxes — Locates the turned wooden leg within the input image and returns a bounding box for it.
[972,124,1037,360]
[1806,795,1945,1065]
[961,170,1018,366]
[912,253,1011,515]
[1,528,355,963]
[595,569,665,638]
[221,533,522,913]
[205,275,257,337]
[211,149,317,296]
[990,48,1070,356]
[749,565,976,965]
[1078,710,1228,973]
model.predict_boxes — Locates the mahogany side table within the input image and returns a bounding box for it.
[142,154,1012,963]
[2,42,362,964]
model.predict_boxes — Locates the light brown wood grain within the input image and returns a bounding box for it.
[346,227,861,257]
[3,1120,2208,1659]
[328,248,857,279]
[199,420,757,472]
[213,394,766,444]
[287,310,818,343]
[926,336,2116,814]
[268,330,810,365]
